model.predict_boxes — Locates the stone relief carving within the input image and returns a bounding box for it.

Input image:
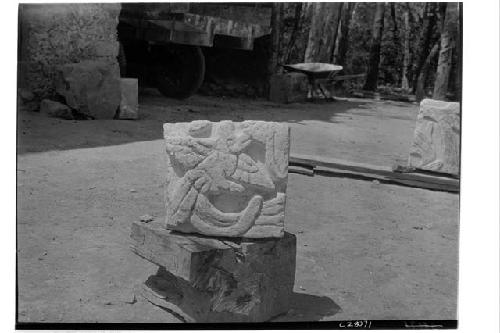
[408,99,460,176]
[163,120,290,238]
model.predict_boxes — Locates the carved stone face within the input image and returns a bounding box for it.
[163,120,290,238]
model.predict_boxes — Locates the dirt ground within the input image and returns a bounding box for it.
[16,91,459,323]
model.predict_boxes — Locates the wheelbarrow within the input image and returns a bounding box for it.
[282,63,343,101]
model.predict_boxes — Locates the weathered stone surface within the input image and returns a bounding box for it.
[118,78,139,119]
[408,99,460,176]
[55,60,121,119]
[163,120,290,238]
[39,99,73,120]
[130,221,296,322]
[18,3,121,98]
[269,73,308,104]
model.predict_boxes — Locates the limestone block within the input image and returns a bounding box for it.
[163,120,290,238]
[269,73,308,104]
[130,221,296,322]
[408,99,460,176]
[55,60,121,119]
[19,3,121,98]
[39,99,73,120]
[118,78,139,119]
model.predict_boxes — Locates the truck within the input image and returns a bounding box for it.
[118,3,272,99]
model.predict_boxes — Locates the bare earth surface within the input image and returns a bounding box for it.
[17,92,459,323]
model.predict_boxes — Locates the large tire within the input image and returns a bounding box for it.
[156,45,205,99]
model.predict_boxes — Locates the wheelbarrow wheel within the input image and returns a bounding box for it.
[156,45,205,99]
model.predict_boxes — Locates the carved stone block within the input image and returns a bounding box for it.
[408,99,460,176]
[118,78,139,119]
[163,120,290,238]
[130,221,296,322]
[55,60,121,119]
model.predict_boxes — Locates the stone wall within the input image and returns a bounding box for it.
[18,3,121,99]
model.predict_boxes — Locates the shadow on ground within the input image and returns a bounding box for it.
[272,292,341,322]
[17,91,369,154]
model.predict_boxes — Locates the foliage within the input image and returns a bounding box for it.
[277,2,461,99]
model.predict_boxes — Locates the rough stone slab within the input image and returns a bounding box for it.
[269,73,308,104]
[163,120,290,238]
[55,60,121,119]
[39,99,73,120]
[118,78,139,119]
[130,220,296,322]
[408,99,460,176]
[18,4,121,98]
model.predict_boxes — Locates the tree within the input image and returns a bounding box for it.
[401,3,411,91]
[363,2,386,91]
[433,3,458,100]
[390,3,399,47]
[454,2,462,101]
[415,41,439,101]
[324,3,343,63]
[267,2,283,96]
[304,2,343,63]
[334,2,355,66]
[284,3,303,63]
[412,2,438,93]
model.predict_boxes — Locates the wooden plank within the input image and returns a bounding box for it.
[130,221,231,281]
[314,166,459,193]
[288,165,314,176]
[289,153,459,193]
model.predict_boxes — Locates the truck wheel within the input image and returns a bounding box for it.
[156,45,205,99]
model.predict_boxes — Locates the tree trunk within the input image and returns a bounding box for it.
[412,2,438,93]
[267,2,283,96]
[433,3,457,100]
[325,3,344,63]
[285,3,303,64]
[401,3,411,91]
[415,42,439,102]
[363,2,386,91]
[334,2,355,66]
[304,2,343,63]
[304,3,324,62]
[455,2,462,101]
[390,3,399,46]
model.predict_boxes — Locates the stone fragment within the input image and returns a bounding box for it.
[408,99,460,176]
[118,78,139,119]
[163,120,290,238]
[139,214,154,223]
[55,60,121,119]
[130,221,296,322]
[18,88,35,101]
[269,73,308,104]
[39,99,73,120]
[17,88,38,112]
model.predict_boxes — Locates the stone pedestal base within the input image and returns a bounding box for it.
[130,221,296,322]
[118,78,139,119]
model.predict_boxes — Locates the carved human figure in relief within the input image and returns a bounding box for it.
[163,120,289,238]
